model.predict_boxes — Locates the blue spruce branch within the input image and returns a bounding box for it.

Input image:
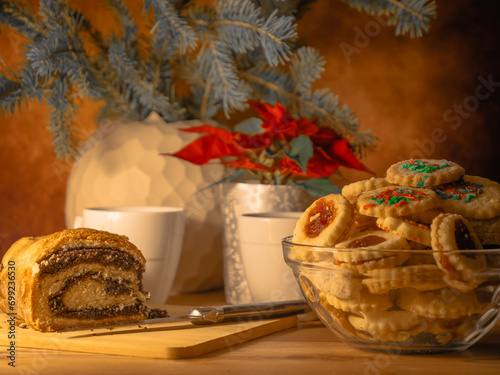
[0,0,435,160]
[343,0,436,37]
[0,0,46,41]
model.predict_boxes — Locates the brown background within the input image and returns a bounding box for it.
[1,0,499,256]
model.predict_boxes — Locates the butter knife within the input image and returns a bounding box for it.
[60,299,309,336]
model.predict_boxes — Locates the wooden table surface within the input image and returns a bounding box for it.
[2,290,499,375]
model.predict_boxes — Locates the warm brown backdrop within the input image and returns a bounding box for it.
[1,0,499,256]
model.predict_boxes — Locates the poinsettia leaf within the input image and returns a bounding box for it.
[234,117,264,135]
[277,157,304,176]
[236,132,271,149]
[178,125,235,143]
[291,178,341,196]
[163,134,244,165]
[306,151,340,177]
[247,100,282,122]
[222,157,269,172]
[288,135,313,173]
[295,118,319,137]
[310,126,339,146]
[328,139,372,173]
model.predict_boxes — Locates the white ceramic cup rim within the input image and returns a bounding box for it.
[241,211,302,219]
[84,206,184,214]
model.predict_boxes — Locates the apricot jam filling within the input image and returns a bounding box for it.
[305,199,337,238]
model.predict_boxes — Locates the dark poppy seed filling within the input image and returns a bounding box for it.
[39,248,143,275]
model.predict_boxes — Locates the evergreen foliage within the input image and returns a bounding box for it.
[0,0,436,161]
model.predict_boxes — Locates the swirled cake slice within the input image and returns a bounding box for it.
[0,228,167,331]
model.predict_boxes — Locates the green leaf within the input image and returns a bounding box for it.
[265,148,284,159]
[197,169,246,192]
[234,117,263,135]
[291,178,340,196]
[288,135,313,173]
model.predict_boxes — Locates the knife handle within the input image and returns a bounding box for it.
[187,299,309,325]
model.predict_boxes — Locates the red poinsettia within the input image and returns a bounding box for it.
[163,101,371,195]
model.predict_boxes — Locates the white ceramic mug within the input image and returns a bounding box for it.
[73,206,185,304]
[238,212,304,303]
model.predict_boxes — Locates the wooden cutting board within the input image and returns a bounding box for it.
[0,305,297,359]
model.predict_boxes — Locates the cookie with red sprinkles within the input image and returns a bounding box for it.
[356,186,438,218]
[386,159,465,188]
[376,216,432,246]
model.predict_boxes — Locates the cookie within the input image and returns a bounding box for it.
[376,216,432,246]
[341,213,380,240]
[293,194,354,247]
[318,292,358,337]
[434,175,500,219]
[426,316,479,341]
[342,178,391,205]
[468,216,500,246]
[334,231,410,273]
[304,269,364,300]
[398,287,487,319]
[362,264,446,294]
[356,186,438,218]
[386,159,465,188]
[348,310,425,342]
[287,242,333,263]
[405,251,436,265]
[407,241,432,250]
[431,213,486,292]
[404,208,444,224]
[324,287,394,313]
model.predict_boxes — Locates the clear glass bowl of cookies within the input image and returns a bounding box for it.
[282,238,500,354]
[282,158,500,354]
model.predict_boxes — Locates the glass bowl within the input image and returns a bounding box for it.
[282,236,500,354]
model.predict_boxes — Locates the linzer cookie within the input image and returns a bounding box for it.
[356,186,438,218]
[434,175,500,219]
[333,231,410,273]
[430,213,486,292]
[293,194,353,247]
[376,216,432,246]
[386,159,465,187]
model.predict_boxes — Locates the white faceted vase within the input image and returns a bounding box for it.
[65,113,225,294]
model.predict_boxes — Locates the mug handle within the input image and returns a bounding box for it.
[73,216,84,229]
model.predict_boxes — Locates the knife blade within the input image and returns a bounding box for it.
[60,299,309,337]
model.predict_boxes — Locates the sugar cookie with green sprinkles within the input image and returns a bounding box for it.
[356,186,439,218]
[386,159,465,188]
[434,175,500,219]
